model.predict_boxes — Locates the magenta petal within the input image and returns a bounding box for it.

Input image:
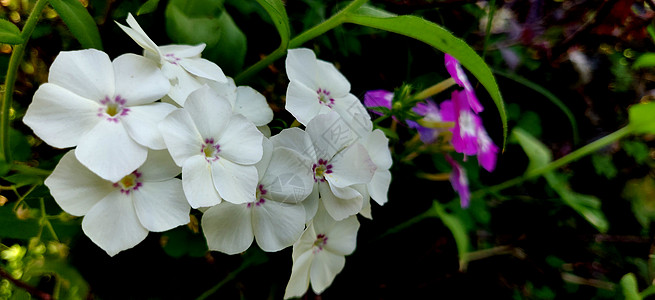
[451,90,480,155]
[446,155,470,208]
[439,100,455,122]
[364,90,393,116]
[477,127,499,172]
[444,54,484,113]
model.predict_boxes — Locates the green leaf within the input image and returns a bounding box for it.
[633,53,655,69]
[621,273,642,300]
[344,12,508,148]
[0,205,80,241]
[431,201,470,261]
[49,0,103,50]
[512,128,609,232]
[2,173,42,188]
[622,140,650,164]
[0,19,23,45]
[591,153,618,179]
[137,0,160,15]
[623,176,655,229]
[10,128,31,162]
[254,0,290,49]
[628,101,655,134]
[24,259,89,300]
[161,226,207,258]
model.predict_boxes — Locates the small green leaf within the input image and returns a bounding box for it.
[162,226,207,258]
[344,12,508,148]
[621,273,642,300]
[622,140,650,164]
[628,101,655,134]
[432,201,470,261]
[633,53,655,69]
[254,0,290,48]
[49,0,103,49]
[137,0,160,15]
[511,128,551,173]
[2,173,42,188]
[591,153,617,179]
[0,19,23,45]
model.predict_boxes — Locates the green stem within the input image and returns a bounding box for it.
[195,252,267,300]
[0,0,49,163]
[475,125,634,197]
[234,0,369,83]
[481,0,496,60]
[377,205,438,240]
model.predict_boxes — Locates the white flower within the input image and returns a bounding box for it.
[117,13,227,106]
[353,129,393,219]
[44,150,190,257]
[284,204,359,299]
[285,48,372,137]
[271,112,376,221]
[23,49,173,182]
[159,85,264,208]
[201,138,314,254]
[205,77,273,127]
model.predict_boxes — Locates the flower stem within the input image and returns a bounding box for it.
[474,125,635,197]
[234,0,369,83]
[412,77,456,100]
[0,0,49,163]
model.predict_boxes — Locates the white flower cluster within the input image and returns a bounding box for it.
[22,14,391,298]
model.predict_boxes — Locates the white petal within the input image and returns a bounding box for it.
[310,250,345,294]
[326,143,376,188]
[270,127,316,160]
[253,200,305,252]
[180,58,227,83]
[113,54,170,106]
[75,121,147,182]
[159,44,205,58]
[306,112,355,160]
[138,149,181,181]
[159,109,203,166]
[359,196,372,220]
[328,184,361,201]
[261,148,314,204]
[163,63,204,106]
[44,151,114,216]
[362,129,392,169]
[182,155,221,208]
[315,59,350,97]
[285,48,319,89]
[284,249,313,299]
[285,80,327,126]
[133,179,189,232]
[122,102,176,150]
[324,215,359,255]
[184,86,232,139]
[205,77,237,106]
[319,182,362,221]
[255,137,274,181]
[82,191,148,256]
[23,84,100,148]
[211,159,258,204]
[202,202,253,255]
[48,49,114,101]
[333,94,372,139]
[119,13,160,58]
[216,114,263,165]
[303,184,320,223]
[368,170,391,206]
[234,86,273,126]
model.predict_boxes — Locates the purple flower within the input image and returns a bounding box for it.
[445,54,484,114]
[450,90,481,156]
[476,126,499,172]
[407,99,445,144]
[446,154,470,208]
[363,89,393,116]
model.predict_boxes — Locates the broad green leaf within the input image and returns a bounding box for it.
[255,0,290,48]
[431,201,470,262]
[621,273,642,300]
[49,0,103,50]
[10,128,31,162]
[162,226,208,258]
[206,11,247,74]
[137,0,160,15]
[511,128,551,173]
[512,128,609,232]
[629,101,655,134]
[633,53,655,69]
[2,173,42,188]
[344,11,508,148]
[0,19,23,45]
[0,206,80,240]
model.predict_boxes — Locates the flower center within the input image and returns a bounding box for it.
[164,53,182,65]
[98,95,130,122]
[248,184,267,208]
[113,171,142,195]
[313,233,328,253]
[201,138,220,162]
[317,88,335,108]
[312,159,333,182]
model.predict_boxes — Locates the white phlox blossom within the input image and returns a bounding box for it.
[23,49,173,182]
[353,129,393,219]
[285,48,373,138]
[45,150,190,256]
[284,203,360,299]
[272,112,376,221]
[205,77,274,127]
[159,85,264,208]
[117,13,227,106]
[202,138,314,254]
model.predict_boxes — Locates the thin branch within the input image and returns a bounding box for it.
[0,267,52,300]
